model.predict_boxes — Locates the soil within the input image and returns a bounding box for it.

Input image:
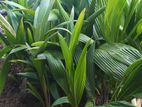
[0,62,42,107]
[0,79,42,107]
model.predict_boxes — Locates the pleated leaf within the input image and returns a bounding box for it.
[114,59,142,100]
[94,43,141,80]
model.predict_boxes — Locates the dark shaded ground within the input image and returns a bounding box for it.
[0,62,42,107]
[0,78,41,107]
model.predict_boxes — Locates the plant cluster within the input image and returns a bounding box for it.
[0,0,142,107]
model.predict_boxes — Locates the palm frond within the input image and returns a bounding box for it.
[94,43,141,80]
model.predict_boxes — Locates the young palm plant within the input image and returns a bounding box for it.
[58,9,91,107]
[0,0,64,107]
[86,0,142,106]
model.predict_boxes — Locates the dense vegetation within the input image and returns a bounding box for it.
[0,0,142,107]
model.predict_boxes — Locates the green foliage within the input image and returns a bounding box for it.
[85,101,135,107]
[34,0,55,41]
[0,14,16,43]
[0,0,142,107]
[112,59,142,100]
[51,97,69,107]
[0,56,11,94]
[94,43,141,80]
[69,9,86,54]
[58,10,91,106]
[103,0,126,42]
[16,18,25,44]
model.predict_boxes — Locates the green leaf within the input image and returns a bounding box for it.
[86,42,96,98]
[2,1,26,9]
[32,59,48,107]
[55,0,69,21]
[7,10,19,32]
[16,18,25,44]
[113,59,142,100]
[48,9,59,21]
[86,0,96,17]
[94,43,141,80]
[0,47,11,58]
[27,28,34,45]
[69,9,86,54]
[34,0,55,41]
[18,0,27,6]
[13,9,35,16]
[32,59,44,82]
[49,83,60,99]
[31,41,44,47]
[10,59,32,66]
[85,101,135,107]
[74,40,91,105]
[103,0,126,42]
[17,72,37,80]
[0,14,16,38]
[86,6,105,23]
[98,101,135,107]
[85,100,95,107]
[9,45,27,55]
[69,7,75,31]
[0,56,11,94]
[40,52,69,94]
[51,97,69,107]
[79,34,94,44]
[59,33,72,76]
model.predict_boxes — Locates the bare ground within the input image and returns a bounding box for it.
[0,62,42,107]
